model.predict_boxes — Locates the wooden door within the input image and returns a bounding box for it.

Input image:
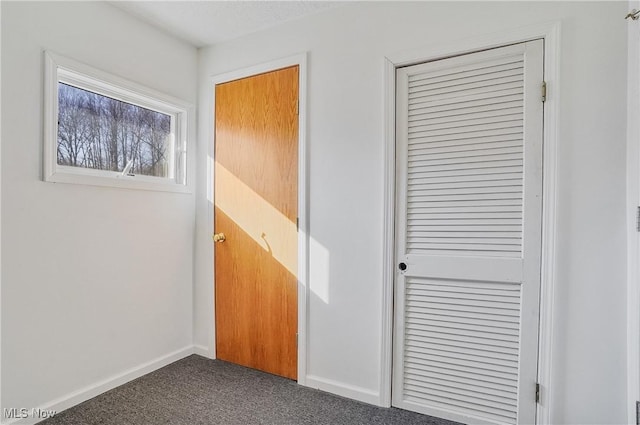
[214,66,298,380]
[393,41,544,424]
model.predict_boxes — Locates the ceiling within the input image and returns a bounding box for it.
[111,1,343,47]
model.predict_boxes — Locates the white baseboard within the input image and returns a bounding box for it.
[3,346,195,425]
[304,375,381,406]
[2,350,384,425]
[193,344,212,358]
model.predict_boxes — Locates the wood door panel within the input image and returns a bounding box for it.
[215,209,297,379]
[215,67,298,221]
[214,66,298,380]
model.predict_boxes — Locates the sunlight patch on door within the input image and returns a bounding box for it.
[215,162,297,276]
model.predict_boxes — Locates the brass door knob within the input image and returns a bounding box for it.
[213,233,226,243]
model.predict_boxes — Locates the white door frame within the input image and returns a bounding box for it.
[627,1,640,422]
[381,23,560,423]
[205,53,309,384]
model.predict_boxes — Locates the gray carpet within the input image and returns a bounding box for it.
[40,355,459,425]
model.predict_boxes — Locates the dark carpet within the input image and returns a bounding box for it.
[40,355,458,425]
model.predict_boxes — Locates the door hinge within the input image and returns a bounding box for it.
[541,81,547,103]
[296,217,299,232]
[636,400,640,425]
[535,382,541,403]
[296,99,299,115]
[296,333,299,347]
[636,207,640,232]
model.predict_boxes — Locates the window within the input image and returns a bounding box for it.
[44,51,191,192]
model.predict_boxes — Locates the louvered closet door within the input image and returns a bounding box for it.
[392,40,544,425]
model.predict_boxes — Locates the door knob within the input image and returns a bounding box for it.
[212,233,226,243]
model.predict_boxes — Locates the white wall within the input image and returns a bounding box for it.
[1,2,197,421]
[628,1,640,423]
[195,2,628,423]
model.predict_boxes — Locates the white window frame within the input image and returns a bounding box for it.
[43,51,192,193]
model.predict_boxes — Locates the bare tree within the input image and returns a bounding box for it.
[56,83,171,177]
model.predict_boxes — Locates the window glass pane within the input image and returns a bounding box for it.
[57,83,172,178]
